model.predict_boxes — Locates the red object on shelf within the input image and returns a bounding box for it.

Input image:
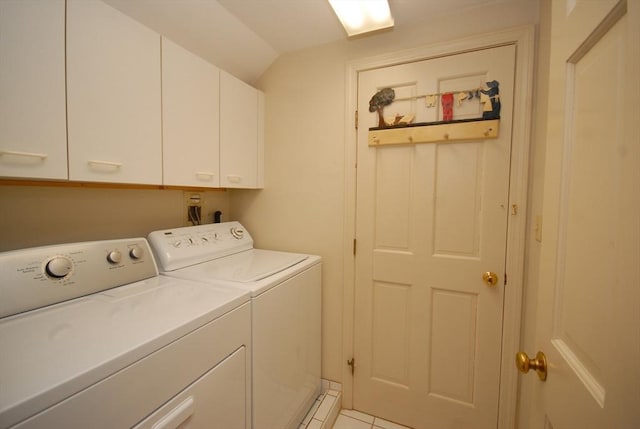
[441,92,454,121]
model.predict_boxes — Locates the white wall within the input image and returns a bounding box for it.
[230,0,541,383]
[0,186,230,251]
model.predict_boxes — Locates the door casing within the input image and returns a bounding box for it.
[341,26,535,429]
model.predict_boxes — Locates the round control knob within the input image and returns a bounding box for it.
[230,227,244,239]
[107,250,122,264]
[129,246,144,260]
[45,256,73,279]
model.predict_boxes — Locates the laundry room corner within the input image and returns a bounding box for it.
[228,0,541,396]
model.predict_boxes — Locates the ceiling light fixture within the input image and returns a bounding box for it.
[328,0,394,38]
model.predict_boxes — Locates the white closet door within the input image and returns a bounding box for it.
[162,38,220,188]
[354,45,516,429]
[0,0,67,180]
[66,0,162,185]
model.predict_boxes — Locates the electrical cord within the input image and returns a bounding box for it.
[188,206,201,226]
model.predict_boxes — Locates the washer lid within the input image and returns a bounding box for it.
[0,276,250,428]
[197,249,309,282]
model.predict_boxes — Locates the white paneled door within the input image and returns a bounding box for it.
[534,1,639,428]
[354,45,516,429]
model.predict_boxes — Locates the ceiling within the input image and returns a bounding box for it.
[102,0,512,84]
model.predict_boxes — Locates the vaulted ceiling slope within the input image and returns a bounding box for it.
[102,0,522,85]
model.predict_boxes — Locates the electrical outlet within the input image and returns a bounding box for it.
[183,192,203,226]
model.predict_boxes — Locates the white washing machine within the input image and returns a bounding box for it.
[148,221,322,429]
[0,238,252,429]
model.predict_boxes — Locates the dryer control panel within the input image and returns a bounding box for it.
[0,238,158,319]
[148,221,254,272]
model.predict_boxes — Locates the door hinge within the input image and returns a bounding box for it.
[355,110,358,129]
[504,273,508,286]
[347,358,355,375]
[353,238,357,255]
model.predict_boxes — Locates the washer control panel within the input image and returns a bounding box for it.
[148,221,253,272]
[0,238,157,319]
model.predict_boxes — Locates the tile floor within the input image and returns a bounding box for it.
[299,380,412,429]
[299,380,343,429]
[298,380,411,429]
[331,409,412,429]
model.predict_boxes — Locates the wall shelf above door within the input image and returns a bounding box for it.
[368,118,499,147]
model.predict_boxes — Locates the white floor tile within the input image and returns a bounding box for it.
[314,394,337,421]
[372,417,411,429]
[326,393,342,428]
[303,399,322,425]
[332,414,372,429]
[339,409,375,424]
[330,381,343,392]
[307,419,323,429]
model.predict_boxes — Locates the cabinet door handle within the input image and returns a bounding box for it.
[0,150,48,160]
[195,171,215,180]
[226,175,242,183]
[88,160,123,168]
[151,396,195,429]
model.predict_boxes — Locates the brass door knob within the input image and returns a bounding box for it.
[482,271,499,286]
[515,351,548,381]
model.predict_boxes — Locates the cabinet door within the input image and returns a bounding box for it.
[220,71,264,189]
[162,38,220,188]
[0,0,67,180]
[66,0,162,184]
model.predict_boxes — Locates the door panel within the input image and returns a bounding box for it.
[429,288,478,404]
[535,1,640,427]
[434,143,484,257]
[374,147,413,250]
[372,281,411,386]
[354,45,516,429]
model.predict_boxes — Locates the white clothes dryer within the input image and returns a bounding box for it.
[0,238,251,429]
[148,222,322,429]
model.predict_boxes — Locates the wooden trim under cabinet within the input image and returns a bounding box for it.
[0,179,227,192]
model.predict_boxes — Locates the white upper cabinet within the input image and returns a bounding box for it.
[2,0,263,189]
[162,38,220,188]
[220,71,265,189]
[0,0,67,180]
[66,0,162,185]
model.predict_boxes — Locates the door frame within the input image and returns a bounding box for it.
[341,26,535,428]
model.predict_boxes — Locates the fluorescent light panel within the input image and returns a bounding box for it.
[328,0,394,37]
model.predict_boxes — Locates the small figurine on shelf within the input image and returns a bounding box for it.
[369,88,395,128]
[384,113,415,126]
[480,80,501,119]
